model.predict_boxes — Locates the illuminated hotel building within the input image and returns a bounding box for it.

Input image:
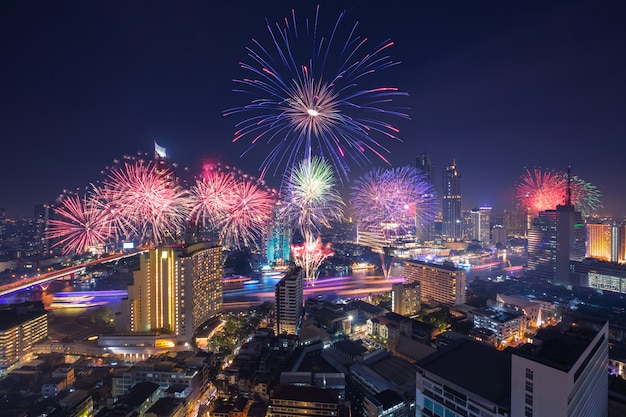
[0,302,48,374]
[404,260,465,306]
[587,223,626,263]
[118,242,222,340]
[275,267,304,335]
[442,161,462,241]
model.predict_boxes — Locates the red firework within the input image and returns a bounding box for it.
[190,168,237,228]
[515,168,564,217]
[46,193,114,255]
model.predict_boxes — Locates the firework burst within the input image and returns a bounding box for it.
[218,174,278,248]
[351,166,435,279]
[279,156,345,235]
[97,158,192,243]
[225,5,409,180]
[351,166,435,237]
[46,193,114,255]
[190,163,278,248]
[515,168,602,217]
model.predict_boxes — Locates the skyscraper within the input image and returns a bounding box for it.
[470,206,492,244]
[527,192,585,285]
[118,242,223,340]
[266,203,291,267]
[442,161,462,241]
[416,151,436,242]
[275,267,304,335]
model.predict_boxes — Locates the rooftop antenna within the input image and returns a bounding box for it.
[566,165,572,206]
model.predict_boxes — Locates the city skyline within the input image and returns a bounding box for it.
[1,1,625,217]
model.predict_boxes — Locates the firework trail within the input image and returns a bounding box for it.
[291,236,335,286]
[225,5,409,180]
[515,168,602,217]
[279,156,345,235]
[97,157,192,244]
[46,193,114,255]
[351,166,435,279]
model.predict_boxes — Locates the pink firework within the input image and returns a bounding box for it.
[46,193,114,255]
[190,168,237,228]
[98,158,192,243]
[515,168,564,217]
[291,236,335,285]
[217,173,278,248]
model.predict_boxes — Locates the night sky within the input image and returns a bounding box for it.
[1,0,625,218]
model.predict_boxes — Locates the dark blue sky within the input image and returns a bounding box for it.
[1,0,625,218]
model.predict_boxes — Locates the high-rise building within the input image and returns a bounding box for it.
[587,223,626,263]
[404,260,466,306]
[416,152,436,242]
[391,282,421,316]
[0,302,48,375]
[527,205,585,285]
[275,267,304,335]
[442,161,462,241]
[118,242,223,340]
[504,209,527,238]
[511,316,608,417]
[266,203,291,266]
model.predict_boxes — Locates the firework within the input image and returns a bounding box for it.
[570,176,603,216]
[351,166,435,237]
[225,6,409,180]
[190,168,237,229]
[515,168,562,217]
[190,163,278,248]
[515,168,602,217]
[217,174,278,248]
[97,158,192,243]
[279,156,345,235]
[291,235,335,285]
[351,166,435,279]
[46,193,114,255]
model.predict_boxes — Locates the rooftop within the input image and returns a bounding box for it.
[417,338,512,407]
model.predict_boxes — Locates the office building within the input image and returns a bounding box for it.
[0,302,48,374]
[442,161,462,241]
[510,316,608,417]
[391,282,421,316]
[404,260,466,306]
[275,267,304,335]
[527,204,585,285]
[474,206,492,244]
[504,209,527,238]
[118,242,223,340]
[416,152,436,242]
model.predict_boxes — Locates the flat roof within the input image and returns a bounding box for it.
[417,339,512,407]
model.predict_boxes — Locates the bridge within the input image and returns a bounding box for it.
[0,250,147,298]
